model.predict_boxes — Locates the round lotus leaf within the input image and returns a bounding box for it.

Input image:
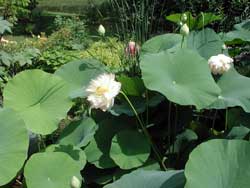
[24,152,82,188]
[55,59,105,98]
[185,139,250,188]
[110,130,151,170]
[140,49,221,109]
[0,109,29,186]
[3,70,72,135]
[46,144,87,170]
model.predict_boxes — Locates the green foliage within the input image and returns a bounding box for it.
[3,70,72,135]
[58,117,98,147]
[79,38,125,72]
[117,75,145,97]
[24,152,82,188]
[109,0,159,43]
[1,6,250,188]
[55,59,105,98]
[224,19,250,43]
[109,130,151,169]
[104,170,185,188]
[185,139,250,188]
[166,12,222,30]
[0,109,28,186]
[0,48,40,67]
[140,48,221,109]
[186,28,224,59]
[0,0,31,23]
[46,144,87,169]
[141,34,182,55]
[50,16,89,50]
[210,68,250,112]
[38,49,78,72]
[0,17,12,34]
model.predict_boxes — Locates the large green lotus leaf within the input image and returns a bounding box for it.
[187,28,224,59]
[185,139,250,188]
[3,70,72,135]
[46,144,87,170]
[55,59,105,98]
[104,170,185,188]
[210,68,250,112]
[141,34,182,55]
[234,19,250,30]
[140,49,220,109]
[224,20,250,42]
[0,109,29,186]
[110,130,151,170]
[85,117,133,169]
[24,152,82,188]
[58,117,98,147]
[225,30,250,42]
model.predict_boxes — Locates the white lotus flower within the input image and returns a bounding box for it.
[70,176,81,188]
[86,73,121,111]
[208,54,234,75]
[180,23,189,36]
[98,24,105,36]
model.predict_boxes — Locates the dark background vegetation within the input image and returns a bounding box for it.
[4,0,250,37]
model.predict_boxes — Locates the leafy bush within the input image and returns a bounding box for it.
[0,0,31,23]
[50,15,90,50]
[0,17,13,35]
[79,37,125,72]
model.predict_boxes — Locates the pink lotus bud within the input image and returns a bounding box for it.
[125,41,140,57]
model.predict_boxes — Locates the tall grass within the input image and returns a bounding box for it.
[110,0,164,43]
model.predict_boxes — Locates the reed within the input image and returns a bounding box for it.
[109,0,159,43]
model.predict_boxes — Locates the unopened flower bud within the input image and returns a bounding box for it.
[125,41,139,57]
[222,44,227,50]
[70,176,81,188]
[178,21,183,26]
[98,24,105,36]
[180,24,189,36]
[181,13,188,22]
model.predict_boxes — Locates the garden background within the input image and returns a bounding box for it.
[0,0,250,188]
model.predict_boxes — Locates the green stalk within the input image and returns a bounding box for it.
[181,35,185,48]
[225,108,228,131]
[167,102,172,155]
[120,91,167,170]
[172,105,178,154]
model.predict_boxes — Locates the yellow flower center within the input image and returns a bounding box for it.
[95,86,109,95]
